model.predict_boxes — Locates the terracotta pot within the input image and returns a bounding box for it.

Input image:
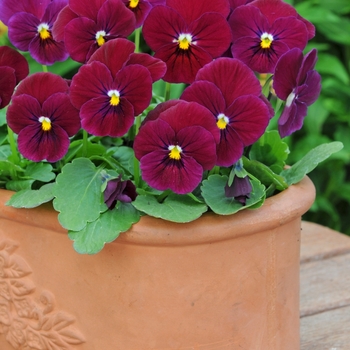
[0,176,315,350]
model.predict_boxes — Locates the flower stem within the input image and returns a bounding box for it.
[133,115,142,187]
[82,129,88,157]
[164,82,171,101]
[134,27,141,53]
[42,65,48,72]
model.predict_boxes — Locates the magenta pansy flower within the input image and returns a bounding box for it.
[142,0,232,83]
[53,0,135,63]
[134,100,219,194]
[181,58,271,166]
[228,0,311,73]
[6,73,80,162]
[0,46,29,109]
[69,38,159,137]
[104,175,137,209]
[3,0,68,65]
[273,48,321,138]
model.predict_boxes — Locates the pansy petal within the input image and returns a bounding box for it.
[155,43,212,84]
[216,127,244,166]
[42,93,80,136]
[14,72,69,104]
[142,100,181,125]
[232,36,288,73]
[115,65,152,116]
[298,49,318,84]
[195,58,262,102]
[97,0,136,38]
[29,35,68,65]
[64,17,98,63]
[70,61,113,108]
[225,95,270,146]
[88,38,135,76]
[0,67,16,109]
[298,71,321,105]
[189,13,231,58]
[278,100,307,138]
[140,150,203,194]
[42,0,68,26]
[69,0,106,20]
[273,48,303,100]
[181,80,226,117]
[0,46,29,84]
[52,5,78,42]
[126,53,167,82]
[80,96,135,137]
[17,123,70,162]
[8,13,39,51]
[167,0,230,23]
[124,0,152,28]
[0,0,50,25]
[142,6,186,52]
[6,94,42,133]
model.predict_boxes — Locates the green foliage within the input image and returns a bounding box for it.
[285,0,350,234]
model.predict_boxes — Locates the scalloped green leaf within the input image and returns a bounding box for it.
[25,162,55,182]
[249,130,289,173]
[6,183,55,208]
[201,175,266,215]
[133,193,207,223]
[281,141,344,186]
[68,203,140,254]
[53,158,106,231]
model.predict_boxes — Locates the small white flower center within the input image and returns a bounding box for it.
[173,33,194,50]
[260,32,274,49]
[216,113,230,130]
[286,91,296,107]
[168,145,182,160]
[96,30,107,46]
[37,23,51,40]
[39,116,52,131]
[108,90,120,106]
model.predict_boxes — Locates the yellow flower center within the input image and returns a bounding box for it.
[129,0,139,8]
[37,23,51,40]
[176,34,192,50]
[260,33,274,49]
[39,116,52,131]
[96,30,106,47]
[216,113,229,130]
[108,90,120,106]
[168,145,182,160]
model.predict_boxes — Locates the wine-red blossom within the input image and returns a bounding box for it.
[273,48,321,137]
[4,0,68,65]
[0,46,29,109]
[6,73,80,162]
[225,175,252,205]
[142,1,232,83]
[229,2,310,73]
[104,175,137,209]
[134,100,219,194]
[53,0,135,63]
[181,58,270,166]
[70,38,155,137]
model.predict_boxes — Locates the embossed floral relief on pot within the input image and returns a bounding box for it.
[0,238,85,349]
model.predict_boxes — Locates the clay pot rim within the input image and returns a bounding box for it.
[0,176,315,247]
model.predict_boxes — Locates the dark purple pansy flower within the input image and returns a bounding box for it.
[5,0,68,65]
[225,175,252,205]
[181,58,270,166]
[0,46,29,109]
[53,0,135,63]
[122,0,165,28]
[228,1,310,73]
[229,0,253,11]
[6,72,80,162]
[142,0,232,83]
[134,100,219,194]
[104,175,137,210]
[70,38,155,137]
[273,48,321,138]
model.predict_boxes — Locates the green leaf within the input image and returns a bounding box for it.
[201,175,266,215]
[316,53,349,85]
[6,183,55,208]
[112,146,135,175]
[0,160,25,176]
[25,163,56,182]
[6,180,34,191]
[68,203,140,254]
[249,130,289,173]
[242,157,289,191]
[133,193,208,223]
[53,158,107,231]
[281,142,344,186]
[0,145,11,160]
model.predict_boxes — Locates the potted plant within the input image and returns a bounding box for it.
[0,0,343,349]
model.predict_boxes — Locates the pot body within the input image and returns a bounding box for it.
[0,176,315,350]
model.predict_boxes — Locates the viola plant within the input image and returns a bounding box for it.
[0,0,343,254]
